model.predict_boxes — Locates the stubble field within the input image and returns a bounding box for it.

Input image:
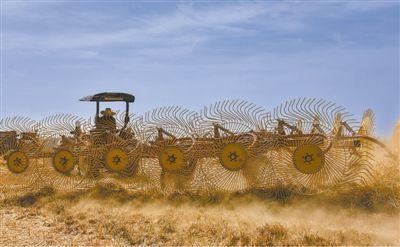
[0,151,398,246]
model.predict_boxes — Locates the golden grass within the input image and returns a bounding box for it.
[1,134,399,245]
[1,164,399,246]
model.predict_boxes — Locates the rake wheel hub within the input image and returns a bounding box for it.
[219,143,248,171]
[159,146,185,172]
[53,149,76,174]
[293,144,325,174]
[105,148,128,172]
[7,150,29,174]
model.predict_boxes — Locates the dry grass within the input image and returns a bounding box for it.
[1,169,399,246]
[1,138,399,245]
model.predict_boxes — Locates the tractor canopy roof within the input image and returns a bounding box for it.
[80,92,135,102]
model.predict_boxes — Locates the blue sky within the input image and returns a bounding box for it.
[1,1,399,136]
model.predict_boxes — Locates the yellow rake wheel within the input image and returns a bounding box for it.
[293,144,325,174]
[158,146,185,172]
[7,150,29,174]
[104,148,129,172]
[52,150,76,174]
[219,142,248,171]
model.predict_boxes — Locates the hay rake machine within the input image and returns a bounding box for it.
[0,92,397,196]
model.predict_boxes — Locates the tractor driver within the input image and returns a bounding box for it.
[97,108,117,131]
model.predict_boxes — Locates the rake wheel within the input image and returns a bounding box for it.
[198,100,271,192]
[0,117,43,193]
[268,99,357,193]
[86,133,138,178]
[270,134,350,192]
[38,114,93,192]
[200,134,264,192]
[140,106,203,194]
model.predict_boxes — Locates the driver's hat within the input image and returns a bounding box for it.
[101,108,116,116]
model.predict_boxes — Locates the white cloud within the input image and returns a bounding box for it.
[343,1,398,12]
[3,1,397,60]
[4,3,268,52]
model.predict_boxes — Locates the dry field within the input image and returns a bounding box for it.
[0,154,399,246]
